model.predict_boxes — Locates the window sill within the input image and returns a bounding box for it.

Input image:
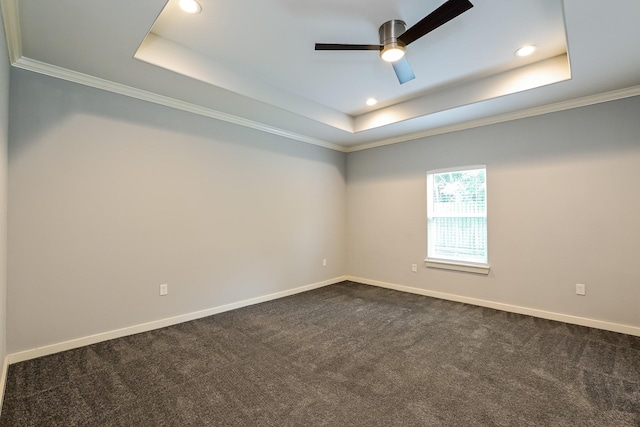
[425,259,490,275]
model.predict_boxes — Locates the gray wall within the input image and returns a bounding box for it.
[347,96,640,328]
[0,9,9,367]
[7,69,347,353]
[5,61,640,355]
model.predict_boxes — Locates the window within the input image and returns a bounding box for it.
[426,166,489,274]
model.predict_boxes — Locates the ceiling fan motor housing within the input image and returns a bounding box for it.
[379,20,407,48]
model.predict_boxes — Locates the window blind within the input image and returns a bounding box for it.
[427,166,487,265]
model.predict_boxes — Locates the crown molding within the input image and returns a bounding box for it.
[12,57,348,152]
[0,0,21,63]
[1,0,349,152]
[12,52,640,155]
[344,85,640,153]
[2,0,639,154]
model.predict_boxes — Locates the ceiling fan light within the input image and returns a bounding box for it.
[381,45,405,63]
[179,0,202,14]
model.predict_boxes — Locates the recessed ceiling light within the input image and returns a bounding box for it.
[366,98,378,106]
[179,0,202,14]
[515,45,537,57]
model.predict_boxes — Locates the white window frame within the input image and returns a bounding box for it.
[425,165,490,275]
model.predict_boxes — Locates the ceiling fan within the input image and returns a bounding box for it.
[315,0,474,84]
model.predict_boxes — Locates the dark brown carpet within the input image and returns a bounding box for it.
[1,281,639,426]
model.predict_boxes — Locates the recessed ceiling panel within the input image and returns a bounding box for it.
[136,0,569,131]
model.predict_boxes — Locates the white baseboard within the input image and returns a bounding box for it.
[348,276,640,337]
[8,276,348,364]
[0,355,8,415]
[9,274,636,365]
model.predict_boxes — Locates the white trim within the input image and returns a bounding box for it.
[7,276,347,364]
[424,259,490,275]
[0,0,21,63]
[2,0,639,153]
[427,164,486,175]
[0,355,8,414]
[344,85,640,153]
[10,57,348,153]
[426,166,488,271]
[347,276,640,337]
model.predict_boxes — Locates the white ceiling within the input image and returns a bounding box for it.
[3,0,640,151]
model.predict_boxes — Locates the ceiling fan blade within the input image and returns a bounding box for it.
[392,57,415,84]
[398,0,473,46]
[315,43,382,51]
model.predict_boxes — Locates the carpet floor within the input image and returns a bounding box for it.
[1,281,639,426]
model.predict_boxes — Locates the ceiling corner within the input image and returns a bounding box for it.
[1,0,22,63]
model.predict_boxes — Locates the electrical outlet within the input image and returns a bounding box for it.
[160,284,168,296]
[576,283,586,296]
[323,258,327,267]
[412,264,418,273]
